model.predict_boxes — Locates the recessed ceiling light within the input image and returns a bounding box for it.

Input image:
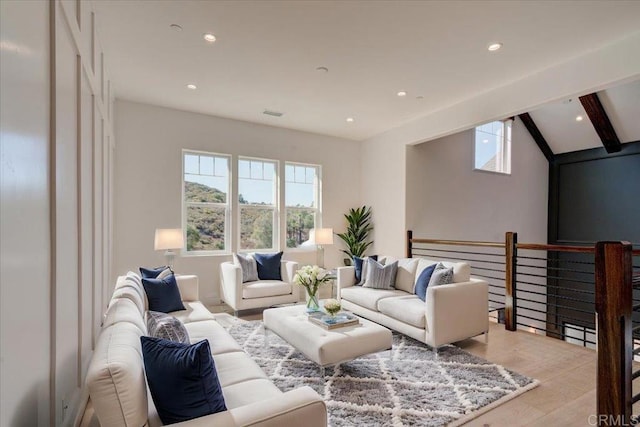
[346,117,354,123]
[170,24,183,32]
[316,66,329,73]
[487,42,503,51]
[186,84,197,90]
[203,33,216,43]
[397,91,407,97]
[416,95,424,100]
[576,115,584,122]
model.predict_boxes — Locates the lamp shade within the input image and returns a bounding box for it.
[311,228,334,245]
[154,228,184,251]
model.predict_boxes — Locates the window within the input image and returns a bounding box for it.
[474,119,512,174]
[238,158,277,250]
[285,163,319,248]
[183,151,230,252]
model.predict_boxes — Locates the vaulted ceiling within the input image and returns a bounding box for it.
[94,1,640,144]
[527,79,640,154]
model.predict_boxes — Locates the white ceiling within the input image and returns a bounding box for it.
[94,1,640,142]
[529,79,640,154]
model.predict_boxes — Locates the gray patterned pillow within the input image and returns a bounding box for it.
[146,311,190,344]
[428,263,454,287]
[362,259,398,290]
[234,253,259,283]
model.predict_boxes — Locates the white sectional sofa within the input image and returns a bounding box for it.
[337,256,489,348]
[86,272,326,427]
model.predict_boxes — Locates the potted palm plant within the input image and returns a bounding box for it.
[336,206,373,266]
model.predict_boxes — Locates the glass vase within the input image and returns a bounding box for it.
[306,292,320,313]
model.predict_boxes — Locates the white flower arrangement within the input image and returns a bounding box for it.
[323,299,341,316]
[293,265,333,298]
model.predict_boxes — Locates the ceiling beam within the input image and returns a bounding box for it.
[518,113,554,162]
[579,93,621,153]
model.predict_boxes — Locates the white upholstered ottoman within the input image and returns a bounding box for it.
[263,305,393,368]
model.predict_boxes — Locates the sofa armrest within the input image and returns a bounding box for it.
[281,260,301,300]
[281,260,299,284]
[426,278,489,347]
[172,386,326,427]
[336,266,356,301]
[220,262,243,306]
[176,275,199,302]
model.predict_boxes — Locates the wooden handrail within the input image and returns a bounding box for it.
[409,238,504,249]
[517,243,595,253]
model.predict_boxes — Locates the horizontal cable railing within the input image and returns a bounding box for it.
[407,231,639,426]
[407,231,506,324]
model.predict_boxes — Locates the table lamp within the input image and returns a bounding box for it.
[154,228,184,268]
[311,228,333,268]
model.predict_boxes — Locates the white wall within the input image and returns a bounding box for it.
[404,118,548,332]
[1,1,115,425]
[359,137,406,257]
[405,118,548,243]
[1,1,51,425]
[113,100,361,303]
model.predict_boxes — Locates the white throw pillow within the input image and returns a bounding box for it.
[394,258,419,293]
[234,253,259,283]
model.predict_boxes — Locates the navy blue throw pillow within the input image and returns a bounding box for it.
[414,263,437,302]
[141,337,227,425]
[140,266,172,279]
[254,252,283,280]
[142,274,185,313]
[353,255,378,283]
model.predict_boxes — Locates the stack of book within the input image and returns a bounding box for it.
[308,311,359,330]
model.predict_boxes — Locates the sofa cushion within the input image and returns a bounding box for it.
[183,320,243,355]
[415,258,470,284]
[141,336,227,425]
[146,311,190,344]
[353,255,378,283]
[103,298,147,334]
[254,252,283,280]
[111,285,145,316]
[213,351,269,387]
[169,301,216,324]
[234,253,259,283]
[221,378,282,410]
[395,258,419,293]
[429,263,454,287]
[362,259,398,290]
[377,295,427,328]
[340,286,406,311]
[242,280,292,299]
[414,263,437,302]
[139,266,172,279]
[118,273,145,299]
[86,322,148,427]
[142,274,186,313]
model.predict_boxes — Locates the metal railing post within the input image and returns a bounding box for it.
[505,232,518,331]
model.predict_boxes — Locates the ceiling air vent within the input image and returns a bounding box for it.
[263,110,284,117]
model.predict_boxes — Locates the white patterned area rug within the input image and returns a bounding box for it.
[226,320,539,427]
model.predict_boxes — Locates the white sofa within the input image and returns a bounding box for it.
[220,260,300,314]
[337,256,489,348]
[86,272,326,427]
